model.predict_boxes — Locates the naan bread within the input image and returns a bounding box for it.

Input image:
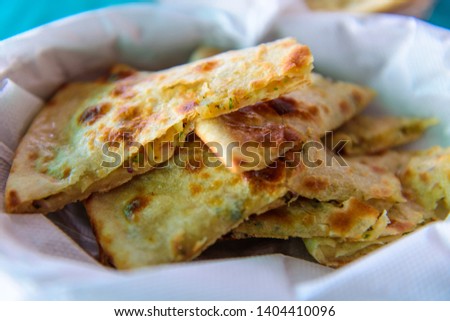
[284,147,404,203]
[85,140,404,269]
[327,115,437,155]
[232,197,428,240]
[84,143,289,269]
[5,38,313,213]
[234,147,449,267]
[303,200,430,268]
[234,148,447,233]
[303,201,439,267]
[231,149,418,241]
[196,73,374,172]
[305,0,410,13]
[231,197,390,240]
[304,200,445,268]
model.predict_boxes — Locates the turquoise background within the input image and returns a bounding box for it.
[0,0,448,40]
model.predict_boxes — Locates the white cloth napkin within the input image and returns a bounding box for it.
[0,0,449,300]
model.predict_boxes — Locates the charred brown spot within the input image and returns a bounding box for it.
[339,100,351,114]
[277,100,319,121]
[123,196,151,221]
[98,248,115,267]
[403,168,412,179]
[100,234,114,246]
[108,69,136,81]
[194,60,219,72]
[371,165,387,174]
[296,109,318,121]
[7,190,20,208]
[351,89,364,105]
[307,106,319,116]
[283,126,302,144]
[46,98,58,107]
[43,155,54,163]
[177,101,197,114]
[419,172,430,183]
[269,97,298,115]
[229,176,241,186]
[126,117,149,138]
[260,207,295,226]
[329,198,378,236]
[189,183,203,196]
[200,172,211,179]
[62,168,71,179]
[32,200,42,209]
[283,46,311,72]
[245,161,285,190]
[302,176,329,192]
[250,79,266,89]
[321,104,331,114]
[39,166,49,174]
[111,85,136,99]
[79,102,111,126]
[115,105,140,121]
[211,180,223,190]
[219,103,284,145]
[28,152,38,161]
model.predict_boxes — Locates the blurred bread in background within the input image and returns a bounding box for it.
[305,0,436,18]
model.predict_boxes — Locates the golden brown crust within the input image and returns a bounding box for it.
[235,147,449,267]
[84,145,289,269]
[232,197,383,240]
[195,73,375,173]
[84,139,406,269]
[328,115,437,155]
[5,38,313,214]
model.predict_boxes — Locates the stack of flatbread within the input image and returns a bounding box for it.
[4,38,448,269]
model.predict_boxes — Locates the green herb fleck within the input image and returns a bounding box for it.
[228,97,234,110]
[124,199,140,221]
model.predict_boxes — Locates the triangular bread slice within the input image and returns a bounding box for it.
[326,115,437,155]
[84,141,403,269]
[5,38,313,213]
[233,147,450,266]
[232,147,450,240]
[195,73,375,172]
[303,199,432,268]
